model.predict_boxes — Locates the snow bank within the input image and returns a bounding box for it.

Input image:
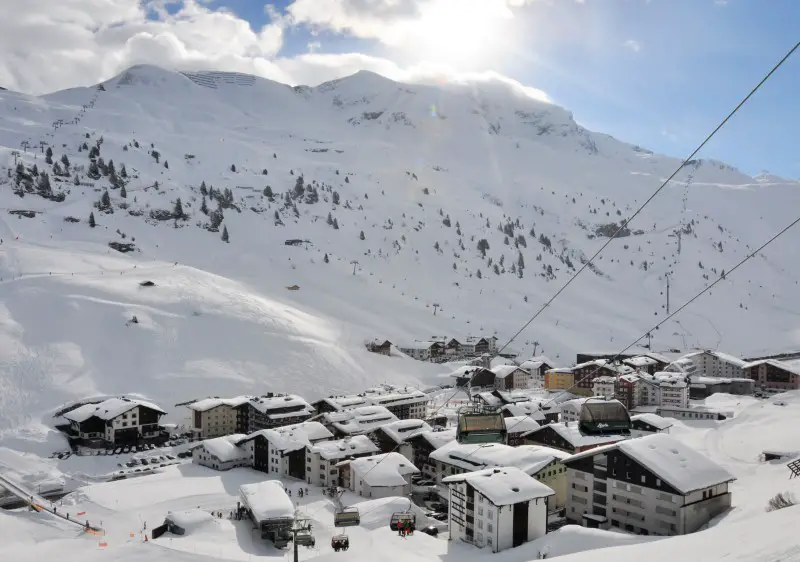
[527,524,661,559]
[165,509,217,534]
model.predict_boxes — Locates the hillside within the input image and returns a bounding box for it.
[1,64,800,430]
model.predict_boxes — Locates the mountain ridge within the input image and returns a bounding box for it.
[1,62,799,431]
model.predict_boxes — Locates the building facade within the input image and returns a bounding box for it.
[62,397,166,446]
[545,369,575,392]
[444,467,553,553]
[348,452,419,499]
[192,434,251,470]
[305,436,380,487]
[742,359,800,394]
[562,434,735,536]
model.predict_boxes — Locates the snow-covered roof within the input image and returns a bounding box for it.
[448,365,487,378]
[528,422,629,449]
[520,356,554,371]
[406,427,457,450]
[376,419,433,444]
[623,356,658,367]
[475,391,503,408]
[237,421,333,452]
[430,441,568,474]
[504,415,541,434]
[239,481,294,522]
[325,405,398,435]
[682,350,746,367]
[367,388,428,407]
[560,398,589,412]
[501,403,547,421]
[443,466,554,505]
[197,434,250,462]
[493,389,532,404]
[248,394,314,417]
[165,509,216,530]
[592,376,617,384]
[619,434,735,494]
[63,397,165,423]
[349,452,419,487]
[741,359,800,375]
[310,435,380,460]
[491,364,525,379]
[630,413,673,431]
[186,396,250,412]
[642,351,672,363]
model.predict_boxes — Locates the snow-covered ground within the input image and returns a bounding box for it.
[2,391,799,561]
[3,65,800,561]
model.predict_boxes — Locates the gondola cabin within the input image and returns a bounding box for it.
[334,507,360,527]
[578,398,631,435]
[389,512,416,531]
[456,412,507,444]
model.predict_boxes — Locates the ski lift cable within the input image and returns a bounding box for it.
[494,39,800,358]
[357,211,800,503]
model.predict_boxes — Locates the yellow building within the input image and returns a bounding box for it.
[544,369,574,391]
[532,459,568,511]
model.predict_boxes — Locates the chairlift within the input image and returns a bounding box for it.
[294,528,316,548]
[389,512,416,531]
[334,506,360,528]
[331,533,350,552]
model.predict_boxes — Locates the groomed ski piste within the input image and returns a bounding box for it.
[2,391,800,562]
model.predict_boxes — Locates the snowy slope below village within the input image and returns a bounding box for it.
[1,64,800,433]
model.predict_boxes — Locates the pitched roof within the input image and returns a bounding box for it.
[491,364,526,379]
[527,423,629,449]
[444,466,554,505]
[349,452,419,487]
[376,419,433,444]
[237,421,333,452]
[324,405,398,435]
[248,394,314,418]
[619,434,735,493]
[239,481,294,522]
[520,356,555,371]
[405,428,457,450]
[310,435,380,460]
[504,416,541,434]
[741,359,800,375]
[198,434,250,462]
[430,441,568,474]
[63,397,165,423]
[631,413,673,431]
[186,396,251,412]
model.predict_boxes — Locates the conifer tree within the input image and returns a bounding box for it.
[221,225,229,242]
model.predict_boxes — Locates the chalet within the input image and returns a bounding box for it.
[623,355,669,375]
[192,434,251,471]
[344,452,420,498]
[491,365,532,391]
[244,394,315,432]
[630,413,673,436]
[186,396,249,439]
[236,421,333,479]
[571,360,636,397]
[306,435,380,487]
[520,356,554,385]
[398,341,445,361]
[742,359,800,394]
[444,467,553,553]
[406,428,457,479]
[445,338,463,355]
[372,419,433,458]
[61,397,166,446]
[504,416,541,446]
[321,405,398,438]
[463,337,491,356]
[366,339,393,356]
[562,433,735,535]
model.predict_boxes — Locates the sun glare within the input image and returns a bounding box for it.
[404,0,514,69]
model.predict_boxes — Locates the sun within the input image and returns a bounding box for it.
[402,0,514,70]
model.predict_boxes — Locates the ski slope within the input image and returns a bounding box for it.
[1,64,800,436]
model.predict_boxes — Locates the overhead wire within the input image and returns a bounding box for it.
[495,39,800,358]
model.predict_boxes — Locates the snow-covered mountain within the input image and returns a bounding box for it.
[1,63,800,431]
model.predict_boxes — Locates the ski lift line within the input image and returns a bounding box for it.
[494,39,800,358]
[533,210,800,411]
[402,210,800,482]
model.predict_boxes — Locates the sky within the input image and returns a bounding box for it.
[1,0,797,178]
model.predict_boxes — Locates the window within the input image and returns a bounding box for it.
[477,521,483,529]
[487,523,493,532]
[487,537,492,546]
[478,495,484,503]
[478,508,483,516]
[656,478,661,487]
[487,510,493,520]
[122,422,127,427]
[641,475,646,484]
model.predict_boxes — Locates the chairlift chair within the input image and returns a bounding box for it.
[331,534,350,552]
[294,529,315,548]
[334,506,360,528]
[389,512,416,531]
[456,412,507,444]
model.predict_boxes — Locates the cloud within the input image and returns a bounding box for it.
[0,0,550,105]
[623,39,641,52]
